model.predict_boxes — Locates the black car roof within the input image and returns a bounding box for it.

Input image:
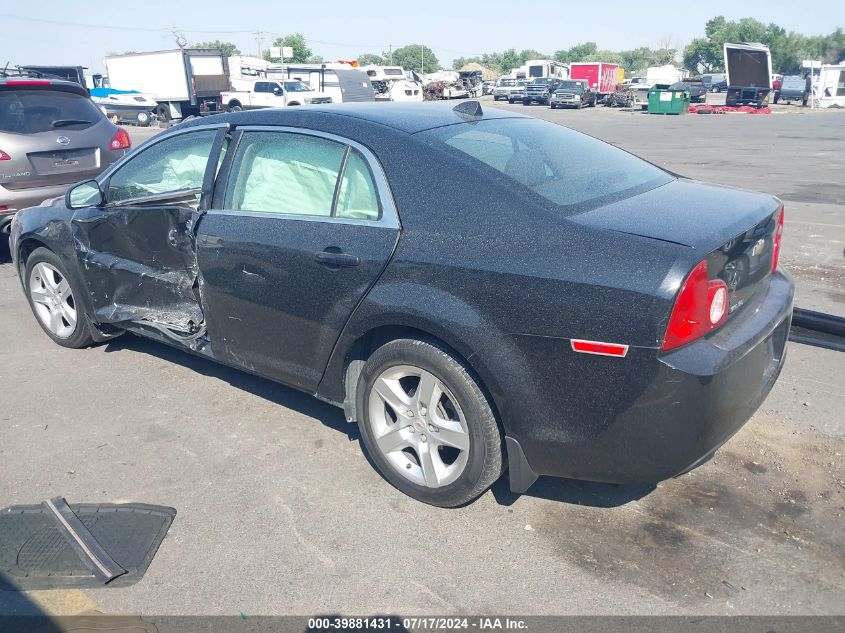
[190,102,529,135]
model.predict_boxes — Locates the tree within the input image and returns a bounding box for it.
[192,40,240,57]
[392,44,440,73]
[358,53,386,66]
[554,42,598,63]
[264,33,312,63]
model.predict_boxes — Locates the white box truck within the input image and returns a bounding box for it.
[104,49,230,121]
[723,43,773,107]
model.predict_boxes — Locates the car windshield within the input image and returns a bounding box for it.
[0,89,102,134]
[531,78,552,85]
[283,81,311,92]
[557,81,584,92]
[420,118,673,213]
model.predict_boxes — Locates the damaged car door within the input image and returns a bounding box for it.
[197,128,400,391]
[71,126,226,338]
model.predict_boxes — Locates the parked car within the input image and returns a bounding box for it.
[776,76,808,105]
[492,79,519,101]
[549,80,596,109]
[522,78,561,105]
[702,73,727,92]
[507,80,528,104]
[0,75,130,236]
[670,78,708,103]
[10,103,792,507]
[222,79,331,111]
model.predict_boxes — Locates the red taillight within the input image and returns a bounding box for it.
[771,206,784,273]
[5,79,51,86]
[661,260,729,351]
[0,205,8,212]
[0,149,10,161]
[109,128,131,150]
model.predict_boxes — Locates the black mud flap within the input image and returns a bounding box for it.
[0,499,175,591]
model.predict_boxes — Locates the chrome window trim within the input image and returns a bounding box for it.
[208,125,400,230]
[108,187,202,208]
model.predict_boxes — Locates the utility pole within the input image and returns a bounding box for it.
[255,31,265,59]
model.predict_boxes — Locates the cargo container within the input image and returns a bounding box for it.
[569,62,621,101]
[104,49,230,121]
[723,43,772,107]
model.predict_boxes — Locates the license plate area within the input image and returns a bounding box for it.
[28,148,99,175]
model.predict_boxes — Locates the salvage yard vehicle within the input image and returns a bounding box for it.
[549,80,596,109]
[507,80,528,103]
[222,79,332,111]
[568,62,621,102]
[11,102,793,507]
[0,75,130,235]
[104,49,230,122]
[724,43,773,107]
[492,78,519,101]
[360,66,423,102]
[669,78,707,103]
[776,75,809,105]
[702,73,727,92]
[522,78,561,105]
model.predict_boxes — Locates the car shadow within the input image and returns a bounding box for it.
[102,335,357,440]
[490,474,654,508]
[103,335,655,510]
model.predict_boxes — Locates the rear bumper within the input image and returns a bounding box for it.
[508,270,794,490]
[0,183,70,215]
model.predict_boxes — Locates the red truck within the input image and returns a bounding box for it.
[569,62,621,102]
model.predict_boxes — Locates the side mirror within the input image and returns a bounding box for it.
[274,88,284,96]
[66,180,103,209]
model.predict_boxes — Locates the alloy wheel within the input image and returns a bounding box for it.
[367,365,470,488]
[29,262,77,339]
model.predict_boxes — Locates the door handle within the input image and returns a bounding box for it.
[314,250,360,268]
[197,234,224,248]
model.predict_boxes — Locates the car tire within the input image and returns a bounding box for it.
[356,338,504,507]
[137,111,151,126]
[550,103,556,109]
[522,99,529,106]
[24,247,94,349]
[228,102,243,113]
[155,104,171,122]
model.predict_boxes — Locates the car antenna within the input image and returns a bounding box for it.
[453,100,483,119]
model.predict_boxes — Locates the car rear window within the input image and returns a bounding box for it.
[419,119,672,212]
[0,89,103,134]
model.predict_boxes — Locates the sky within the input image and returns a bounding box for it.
[2,1,842,74]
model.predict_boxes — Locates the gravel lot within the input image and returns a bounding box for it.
[1,99,843,618]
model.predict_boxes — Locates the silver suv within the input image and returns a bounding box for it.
[0,76,131,235]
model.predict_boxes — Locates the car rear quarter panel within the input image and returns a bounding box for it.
[317,131,694,443]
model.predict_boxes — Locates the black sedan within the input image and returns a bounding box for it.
[10,102,793,507]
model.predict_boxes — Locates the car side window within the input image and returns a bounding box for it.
[106,129,217,204]
[224,131,349,217]
[336,150,381,221]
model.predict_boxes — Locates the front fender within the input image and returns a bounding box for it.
[12,205,115,342]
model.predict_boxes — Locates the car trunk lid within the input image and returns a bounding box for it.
[571,178,783,317]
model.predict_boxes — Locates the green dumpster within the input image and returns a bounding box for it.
[647,83,690,114]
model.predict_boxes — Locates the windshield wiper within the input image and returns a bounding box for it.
[52,119,92,128]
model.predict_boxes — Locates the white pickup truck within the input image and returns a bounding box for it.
[221,79,332,111]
